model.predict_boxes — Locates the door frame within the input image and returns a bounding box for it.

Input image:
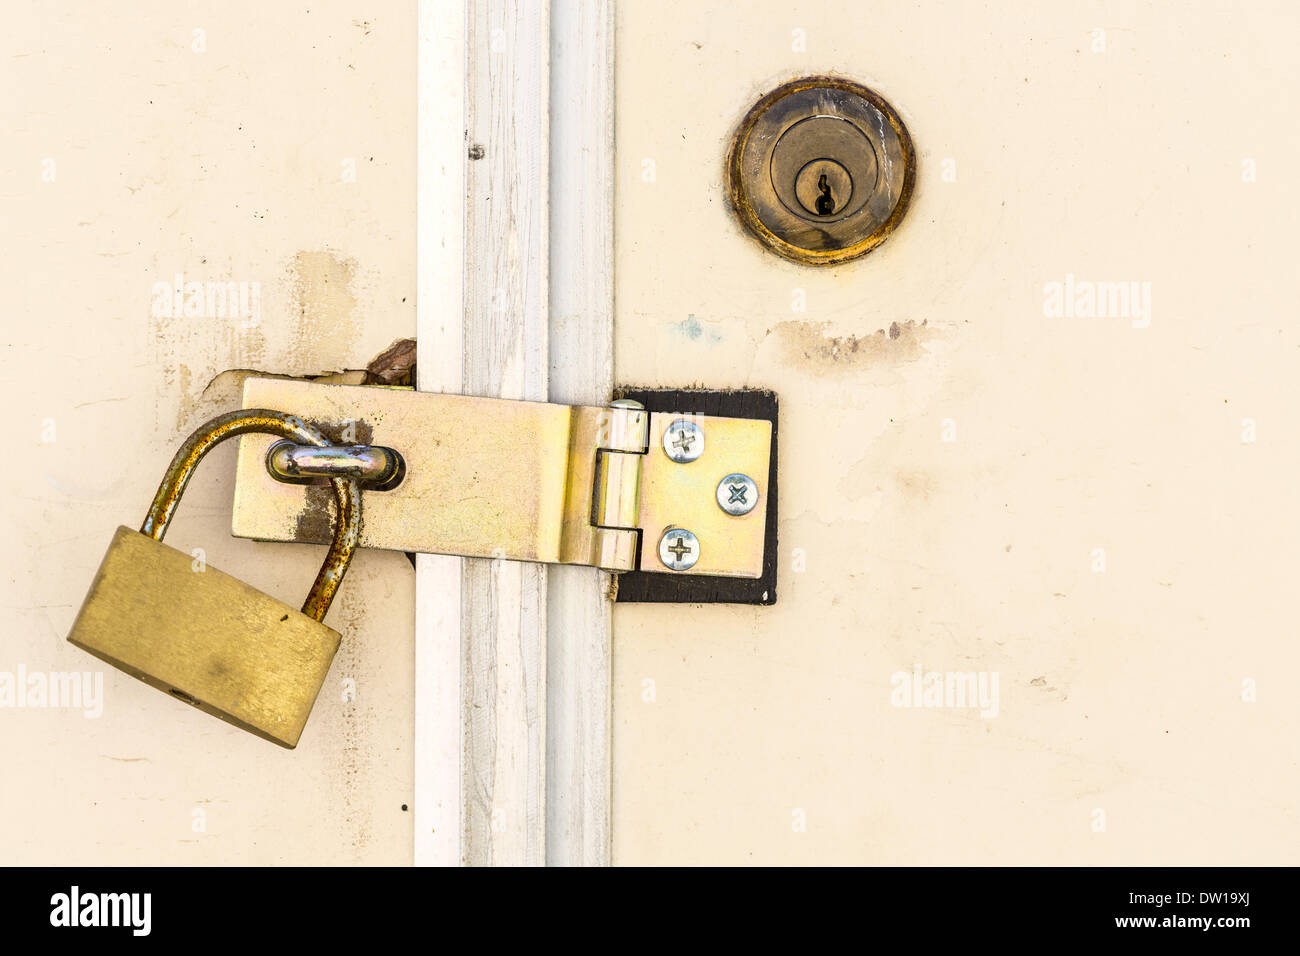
[414,0,615,867]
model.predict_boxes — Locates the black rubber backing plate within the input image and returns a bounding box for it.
[613,387,778,605]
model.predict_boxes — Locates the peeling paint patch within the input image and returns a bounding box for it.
[366,338,416,386]
[771,318,933,371]
[199,367,369,404]
[288,250,361,369]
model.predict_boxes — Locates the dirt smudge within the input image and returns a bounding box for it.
[291,418,376,544]
[671,314,723,345]
[894,469,937,503]
[771,318,932,371]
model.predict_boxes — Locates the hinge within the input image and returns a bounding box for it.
[231,378,772,578]
[589,400,647,569]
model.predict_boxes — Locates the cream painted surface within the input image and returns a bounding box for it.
[5,0,1297,869]
[612,3,1300,864]
[3,3,415,863]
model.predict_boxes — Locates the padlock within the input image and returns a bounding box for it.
[66,409,363,748]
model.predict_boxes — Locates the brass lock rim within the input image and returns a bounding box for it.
[142,408,361,622]
[725,74,917,266]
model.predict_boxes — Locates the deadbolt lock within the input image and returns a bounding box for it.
[726,75,916,265]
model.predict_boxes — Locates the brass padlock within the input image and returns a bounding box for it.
[67,409,363,748]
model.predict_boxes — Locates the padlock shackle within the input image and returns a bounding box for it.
[141,409,361,623]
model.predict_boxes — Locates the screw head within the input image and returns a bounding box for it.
[716,473,759,516]
[658,528,700,571]
[662,419,704,463]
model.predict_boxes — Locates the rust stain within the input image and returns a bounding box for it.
[771,318,932,371]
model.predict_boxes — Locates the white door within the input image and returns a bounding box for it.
[604,2,1298,865]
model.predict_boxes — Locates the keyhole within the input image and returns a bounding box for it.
[815,174,834,215]
[792,158,853,220]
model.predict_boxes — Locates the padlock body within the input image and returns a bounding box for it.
[67,526,340,748]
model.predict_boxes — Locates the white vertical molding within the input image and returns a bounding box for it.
[417,0,608,867]
[415,0,467,867]
[546,0,615,866]
[461,0,551,866]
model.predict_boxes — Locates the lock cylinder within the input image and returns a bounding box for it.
[726,75,916,265]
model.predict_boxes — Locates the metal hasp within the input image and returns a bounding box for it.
[726,75,916,265]
[231,378,773,579]
[612,387,779,605]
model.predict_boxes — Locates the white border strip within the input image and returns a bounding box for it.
[545,0,615,866]
[415,0,467,868]
[459,0,551,867]
[416,0,613,867]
